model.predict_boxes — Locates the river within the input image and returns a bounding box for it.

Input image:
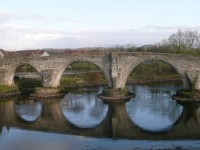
[0,83,200,150]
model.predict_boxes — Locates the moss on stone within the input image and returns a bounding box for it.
[101,87,132,97]
[34,87,60,95]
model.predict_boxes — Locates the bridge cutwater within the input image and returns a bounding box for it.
[0,51,200,90]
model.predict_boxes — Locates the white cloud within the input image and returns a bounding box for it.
[1,22,200,50]
[0,10,78,25]
[0,10,13,22]
[144,25,200,32]
[0,23,67,50]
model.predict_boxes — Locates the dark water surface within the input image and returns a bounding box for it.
[1,83,200,150]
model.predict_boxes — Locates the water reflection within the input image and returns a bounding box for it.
[14,99,42,122]
[126,83,183,131]
[61,88,108,128]
[1,84,200,150]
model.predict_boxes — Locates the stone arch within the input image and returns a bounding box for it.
[53,59,111,88]
[123,58,192,89]
[8,62,41,85]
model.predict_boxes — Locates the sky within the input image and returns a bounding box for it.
[0,0,200,50]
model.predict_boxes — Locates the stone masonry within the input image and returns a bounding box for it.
[0,51,200,90]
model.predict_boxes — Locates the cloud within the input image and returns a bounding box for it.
[144,25,200,32]
[1,23,200,50]
[37,29,173,48]
[0,10,78,24]
[0,10,13,22]
[0,24,67,50]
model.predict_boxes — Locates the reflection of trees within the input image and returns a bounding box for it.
[63,92,106,118]
[89,97,107,119]
[63,94,84,113]
[0,127,9,138]
[14,99,42,121]
[0,127,2,135]
[127,84,183,124]
[61,89,108,127]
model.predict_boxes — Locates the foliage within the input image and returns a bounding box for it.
[128,60,180,83]
[167,30,200,50]
[15,78,41,91]
[60,72,107,88]
[154,30,200,55]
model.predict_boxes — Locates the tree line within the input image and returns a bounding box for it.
[127,30,200,55]
[158,30,200,53]
[94,29,200,55]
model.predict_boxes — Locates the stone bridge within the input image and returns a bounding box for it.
[1,51,200,90]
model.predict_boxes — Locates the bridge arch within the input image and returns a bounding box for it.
[8,63,41,86]
[53,59,112,88]
[123,58,192,89]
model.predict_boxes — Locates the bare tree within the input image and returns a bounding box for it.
[161,30,200,51]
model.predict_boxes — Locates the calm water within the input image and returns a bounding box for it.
[1,83,200,150]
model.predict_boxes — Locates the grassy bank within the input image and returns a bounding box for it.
[60,72,107,88]
[61,60,181,88]
[0,85,18,94]
[172,89,200,102]
[127,60,181,84]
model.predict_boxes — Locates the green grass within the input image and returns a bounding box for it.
[175,89,200,99]
[60,72,107,88]
[0,85,18,94]
[127,61,181,83]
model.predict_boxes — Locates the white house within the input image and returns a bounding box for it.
[40,51,50,57]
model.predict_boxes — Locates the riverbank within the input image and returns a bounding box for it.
[29,87,64,98]
[0,85,20,98]
[61,72,181,88]
[172,89,200,102]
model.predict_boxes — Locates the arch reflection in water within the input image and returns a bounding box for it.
[61,89,108,128]
[126,83,183,132]
[14,99,42,122]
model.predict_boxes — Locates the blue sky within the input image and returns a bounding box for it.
[0,0,200,50]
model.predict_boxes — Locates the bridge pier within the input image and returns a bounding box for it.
[29,69,62,98]
[41,69,60,88]
[0,69,14,86]
[194,72,200,90]
[98,53,134,101]
[111,53,126,89]
[186,71,200,90]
